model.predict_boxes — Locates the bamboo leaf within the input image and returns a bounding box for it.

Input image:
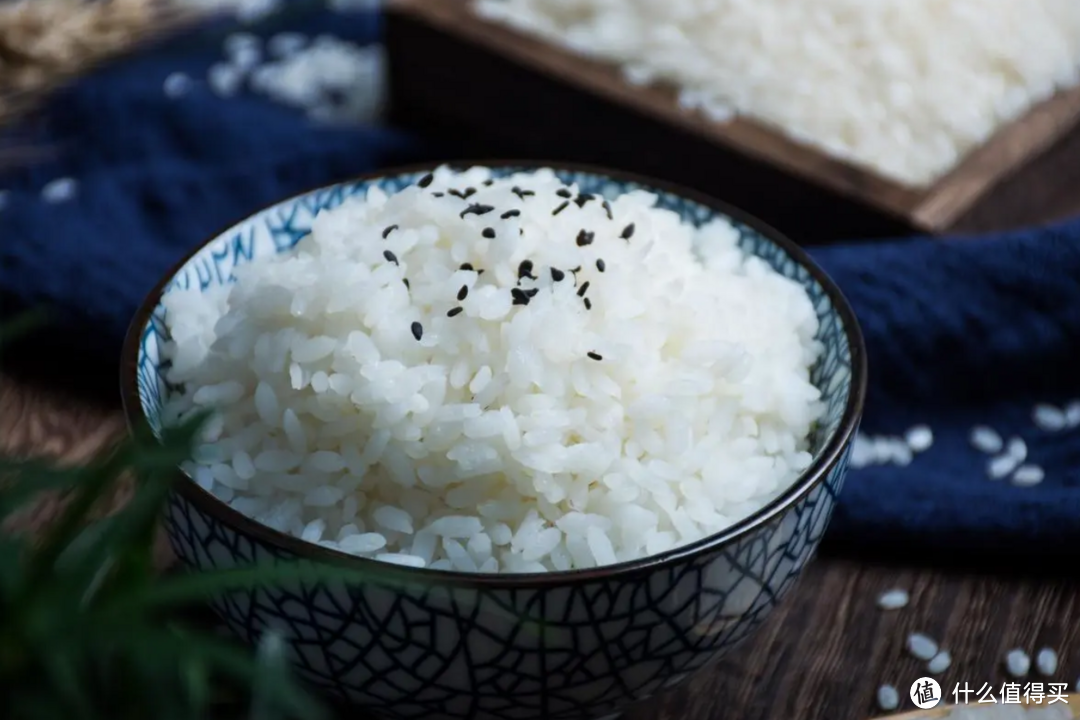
[0,461,87,518]
[54,516,117,573]
[0,308,48,347]
[104,560,387,615]
[130,412,211,472]
[0,534,27,600]
[251,631,287,720]
[41,651,93,720]
[42,414,207,605]
[181,654,211,719]
[24,443,136,590]
[103,625,326,720]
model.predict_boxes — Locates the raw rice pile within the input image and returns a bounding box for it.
[161,166,824,573]
[474,0,1080,187]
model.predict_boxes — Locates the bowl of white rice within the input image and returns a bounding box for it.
[121,162,865,719]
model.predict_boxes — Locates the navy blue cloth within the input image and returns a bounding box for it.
[3,6,1080,562]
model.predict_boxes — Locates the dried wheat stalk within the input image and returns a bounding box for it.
[0,0,205,125]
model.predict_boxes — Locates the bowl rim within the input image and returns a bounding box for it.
[120,159,867,588]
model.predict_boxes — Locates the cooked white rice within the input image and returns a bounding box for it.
[160,165,825,573]
[474,0,1080,188]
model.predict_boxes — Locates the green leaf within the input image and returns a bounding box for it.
[181,654,211,718]
[31,413,208,606]
[54,516,118,574]
[41,651,93,720]
[105,561,379,615]
[104,625,326,720]
[0,308,49,348]
[23,443,136,592]
[0,533,27,599]
[251,631,288,720]
[0,460,88,519]
[130,412,211,473]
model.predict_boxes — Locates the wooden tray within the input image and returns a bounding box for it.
[385,0,1080,244]
[879,695,1080,719]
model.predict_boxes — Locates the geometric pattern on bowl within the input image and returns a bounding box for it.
[124,163,866,720]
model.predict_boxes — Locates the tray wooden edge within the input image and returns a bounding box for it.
[878,694,1080,720]
[388,0,1080,234]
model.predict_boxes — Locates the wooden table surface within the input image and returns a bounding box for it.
[4,369,1080,720]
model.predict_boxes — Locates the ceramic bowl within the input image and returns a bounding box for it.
[120,162,866,720]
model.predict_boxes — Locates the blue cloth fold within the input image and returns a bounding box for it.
[3,6,1079,561]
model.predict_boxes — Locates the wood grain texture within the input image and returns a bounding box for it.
[386,0,1080,243]
[4,372,1080,720]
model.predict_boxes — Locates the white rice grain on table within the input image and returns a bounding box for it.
[907,633,939,661]
[928,650,952,674]
[971,426,1004,454]
[160,166,826,573]
[1066,400,1080,428]
[1006,648,1032,678]
[474,0,1080,188]
[1012,465,1046,487]
[209,62,245,97]
[41,177,77,204]
[163,72,192,98]
[877,588,909,610]
[905,425,934,453]
[1037,647,1059,676]
[1033,404,1068,432]
[876,684,900,711]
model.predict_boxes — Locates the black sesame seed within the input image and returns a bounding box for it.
[576,230,595,247]
[383,250,398,265]
[477,269,485,275]
[463,187,477,198]
[457,285,469,301]
[550,267,565,282]
[461,203,495,218]
[574,193,595,208]
[525,288,539,298]
[403,279,410,289]
[448,189,466,199]
[460,263,474,271]
[621,223,636,240]
[602,200,613,220]
[571,266,582,274]
[411,322,423,341]
[483,179,494,186]
[500,209,521,219]
[596,258,606,272]
[587,351,602,361]
[577,281,590,297]
[382,224,399,239]
[417,173,434,188]
[447,306,464,318]
[518,260,535,280]
[433,192,445,198]
[511,288,530,306]
[556,188,572,198]
[512,186,535,200]
[552,201,570,216]
[584,298,592,310]
[482,227,496,239]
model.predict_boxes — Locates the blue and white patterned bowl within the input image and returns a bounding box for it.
[120,162,866,720]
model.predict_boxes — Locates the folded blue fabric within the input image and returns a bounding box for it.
[3,6,1080,562]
